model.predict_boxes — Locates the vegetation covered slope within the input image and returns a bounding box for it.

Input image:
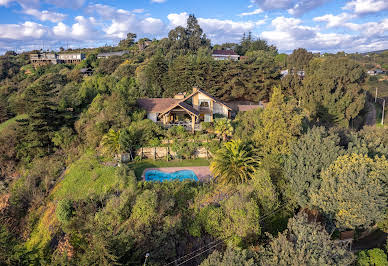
[0,14,387,266]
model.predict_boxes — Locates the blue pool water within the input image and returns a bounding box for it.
[145,170,199,182]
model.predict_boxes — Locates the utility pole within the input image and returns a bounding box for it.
[382,99,385,125]
[375,87,378,103]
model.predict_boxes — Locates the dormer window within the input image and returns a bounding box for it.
[200,101,209,108]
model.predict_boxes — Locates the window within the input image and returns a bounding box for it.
[200,101,209,108]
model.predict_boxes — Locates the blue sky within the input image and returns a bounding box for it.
[0,0,387,54]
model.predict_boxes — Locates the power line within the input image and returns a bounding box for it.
[165,201,290,266]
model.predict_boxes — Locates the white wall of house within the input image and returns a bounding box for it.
[213,102,228,116]
[147,112,158,122]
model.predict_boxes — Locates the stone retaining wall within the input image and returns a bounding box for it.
[136,146,211,160]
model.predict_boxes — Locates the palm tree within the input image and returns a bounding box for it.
[210,139,259,185]
[100,129,122,156]
[214,118,233,141]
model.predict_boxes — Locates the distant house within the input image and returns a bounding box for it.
[137,88,233,132]
[30,53,59,65]
[138,39,152,50]
[280,69,305,78]
[97,51,129,59]
[80,68,93,76]
[368,69,385,75]
[58,53,85,64]
[30,52,85,65]
[212,50,240,61]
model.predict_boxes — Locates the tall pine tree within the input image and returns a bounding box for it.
[18,73,65,159]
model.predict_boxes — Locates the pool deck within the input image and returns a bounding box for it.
[142,166,212,182]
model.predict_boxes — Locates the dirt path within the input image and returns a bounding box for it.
[365,101,377,126]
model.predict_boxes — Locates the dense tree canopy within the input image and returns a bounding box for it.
[311,153,388,229]
[261,213,354,265]
[284,127,344,207]
[300,57,366,127]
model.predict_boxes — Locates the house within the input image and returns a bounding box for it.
[137,88,233,132]
[30,52,85,65]
[368,69,385,75]
[138,38,152,50]
[212,50,240,61]
[58,53,85,64]
[80,68,93,76]
[97,51,129,59]
[30,53,59,65]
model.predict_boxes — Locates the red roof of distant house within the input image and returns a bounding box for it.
[212,50,238,56]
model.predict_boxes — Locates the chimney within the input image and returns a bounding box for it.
[174,93,185,99]
[193,87,198,93]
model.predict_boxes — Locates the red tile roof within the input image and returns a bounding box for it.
[212,50,238,56]
[137,98,180,112]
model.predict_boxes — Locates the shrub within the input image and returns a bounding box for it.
[56,199,74,223]
[357,248,388,266]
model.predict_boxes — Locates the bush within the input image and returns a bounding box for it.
[56,199,74,223]
[357,248,388,266]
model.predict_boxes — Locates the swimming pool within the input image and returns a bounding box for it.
[145,170,199,182]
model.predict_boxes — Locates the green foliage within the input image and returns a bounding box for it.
[210,139,259,185]
[101,128,122,156]
[0,114,27,132]
[198,191,261,247]
[357,248,388,266]
[53,151,119,200]
[130,189,158,228]
[284,127,344,207]
[261,213,355,265]
[200,247,255,266]
[214,118,233,141]
[301,57,366,127]
[311,153,388,229]
[287,48,313,70]
[56,199,74,223]
[118,32,136,48]
[17,73,66,159]
[253,86,304,167]
[234,107,262,140]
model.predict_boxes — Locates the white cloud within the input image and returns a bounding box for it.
[132,9,145,13]
[0,0,39,8]
[140,17,164,34]
[239,8,263,16]
[23,8,67,22]
[313,13,356,28]
[254,0,328,15]
[46,0,85,9]
[287,0,328,16]
[167,12,263,43]
[167,12,188,28]
[261,15,388,53]
[151,0,166,3]
[52,22,68,37]
[0,21,48,40]
[70,16,98,39]
[343,0,388,15]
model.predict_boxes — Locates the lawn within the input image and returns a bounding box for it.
[0,114,27,132]
[52,151,118,200]
[128,158,210,178]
